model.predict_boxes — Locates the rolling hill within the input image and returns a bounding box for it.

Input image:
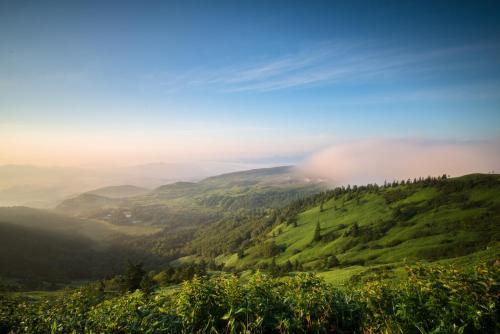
[0,167,326,286]
[186,173,500,283]
[55,166,327,227]
[3,171,499,289]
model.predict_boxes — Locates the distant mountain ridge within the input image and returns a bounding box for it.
[201,165,295,183]
[55,166,327,228]
[86,185,150,198]
[0,162,269,208]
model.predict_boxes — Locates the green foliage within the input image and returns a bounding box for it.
[257,240,284,258]
[153,263,208,286]
[174,272,364,333]
[361,263,499,334]
[139,272,157,294]
[87,290,181,333]
[325,255,340,268]
[119,262,147,292]
[2,284,105,333]
[2,264,496,333]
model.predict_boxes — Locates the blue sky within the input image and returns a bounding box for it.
[1,1,500,167]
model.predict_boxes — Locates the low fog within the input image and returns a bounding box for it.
[300,138,500,186]
[2,138,499,208]
[0,161,267,208]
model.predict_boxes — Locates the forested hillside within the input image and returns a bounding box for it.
[2,173,499,288]
[180,173,500,282]
[0,167,325,287]
[56,167,326,233]
[56,166,325,230]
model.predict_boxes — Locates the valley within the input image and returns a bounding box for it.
[1,168,498,289]
[1,168,498,333]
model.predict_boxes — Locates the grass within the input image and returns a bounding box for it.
[4,290,64,300]
[317,265,367,285]
[228,174,500,283]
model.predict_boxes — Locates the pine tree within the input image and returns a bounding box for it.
[237,249,244,259]
[269,257,279,276]
[313,221,321,242]
[140,273,157,294]
[327,255,340,268]
[121,261,146,292]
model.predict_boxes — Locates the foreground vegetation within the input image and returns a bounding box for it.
[1,263,498,334]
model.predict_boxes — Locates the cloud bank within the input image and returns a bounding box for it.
[300,138,500,185]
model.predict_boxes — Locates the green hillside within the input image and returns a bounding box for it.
[56,166,326,228]
[193,174,500,282]
[0,167,325,286]
[3,172,500,289]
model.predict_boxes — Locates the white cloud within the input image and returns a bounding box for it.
[300,138,500,185]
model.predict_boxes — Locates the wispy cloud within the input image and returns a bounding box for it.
[150,42,499,93]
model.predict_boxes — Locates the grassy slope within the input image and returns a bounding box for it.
[228,174,500,283]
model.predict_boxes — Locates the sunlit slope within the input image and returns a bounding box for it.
[228,174,500,273]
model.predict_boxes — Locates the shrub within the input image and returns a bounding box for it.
[0,263,497,334]
[361,263,499,333]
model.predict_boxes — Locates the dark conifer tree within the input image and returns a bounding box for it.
[313,221,321,242]
[121,262,146,292]
[327,255,340,268]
